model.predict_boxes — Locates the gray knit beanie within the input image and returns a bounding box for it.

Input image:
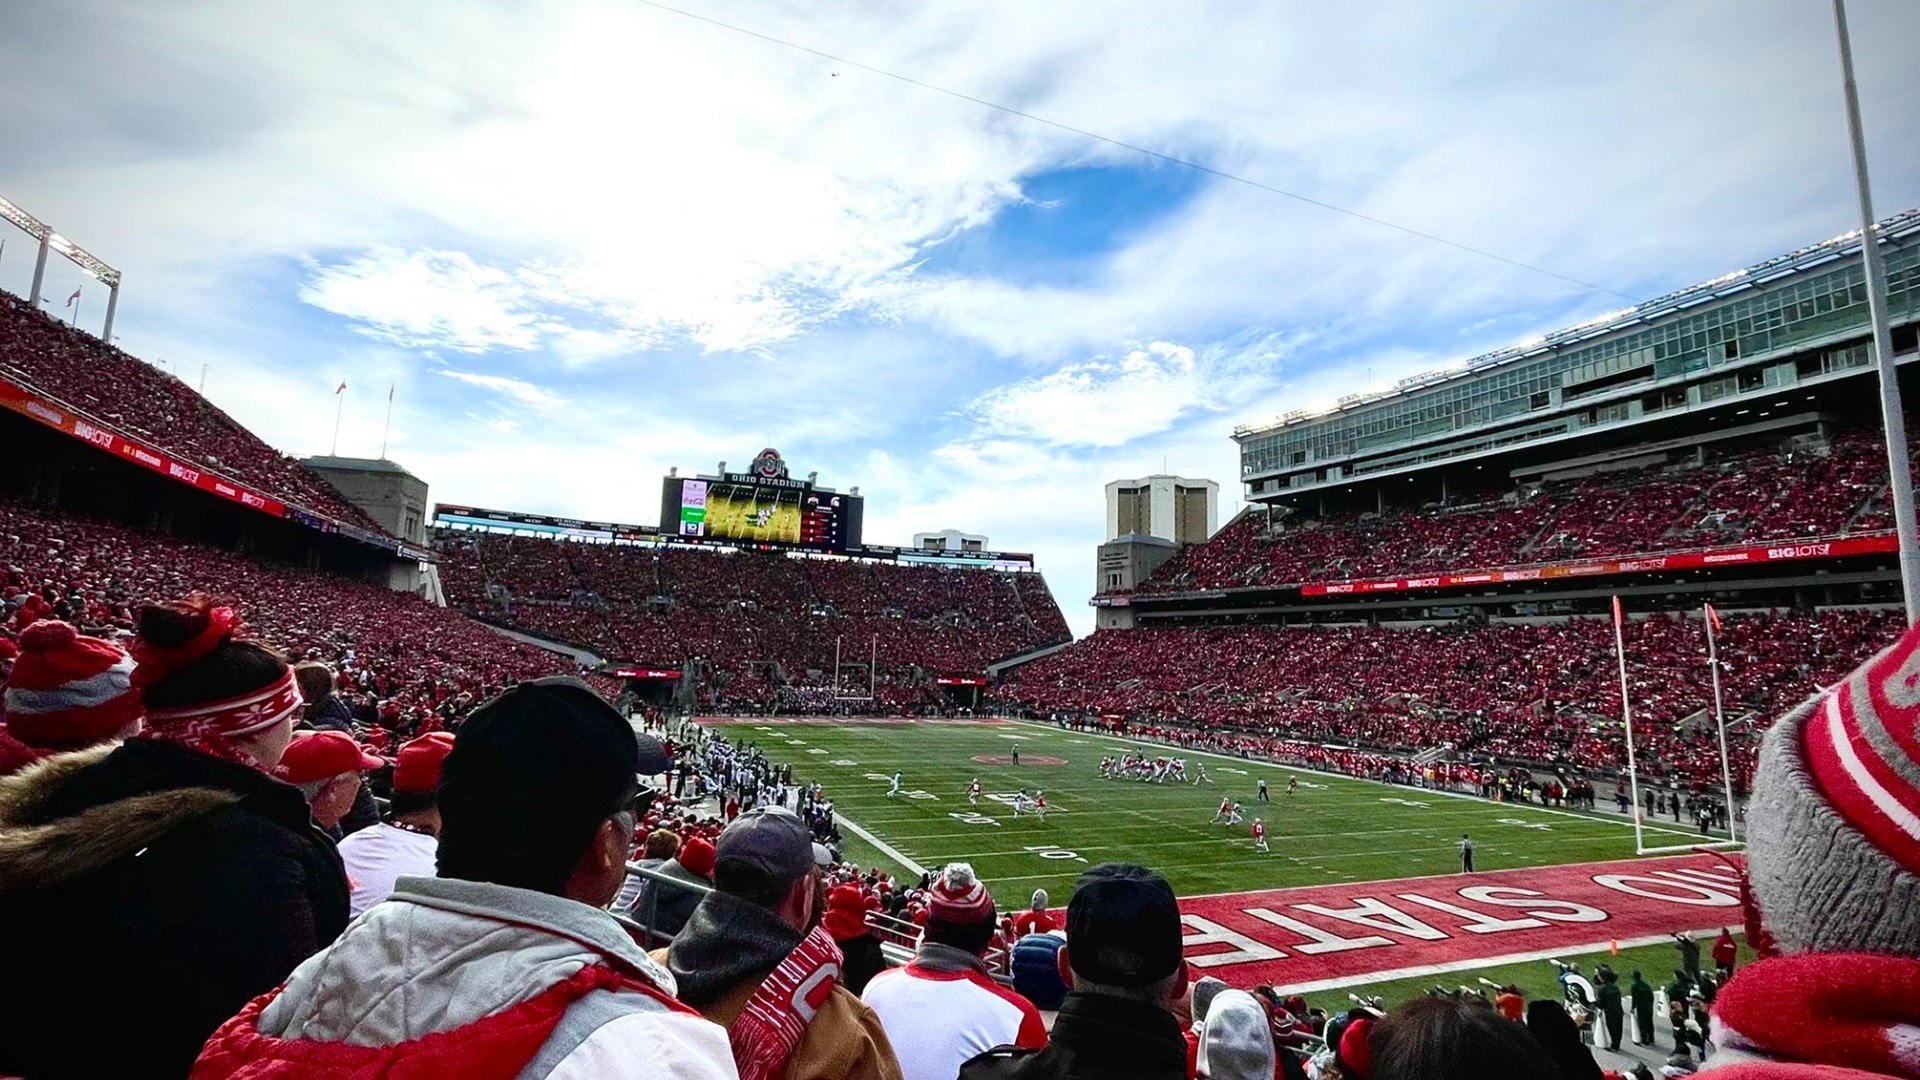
[1745,623,1920,956]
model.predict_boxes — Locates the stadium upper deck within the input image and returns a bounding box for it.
[1237,209,1920,499]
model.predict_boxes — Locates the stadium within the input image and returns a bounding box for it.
[3,5,1919,1079]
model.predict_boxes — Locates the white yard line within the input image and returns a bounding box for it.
[836,809,927,878]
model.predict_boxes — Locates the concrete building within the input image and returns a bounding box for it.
[302,456,430,546]
[1104,475,1218,545]
[1091,534,1179,630]
[912,529,988,552]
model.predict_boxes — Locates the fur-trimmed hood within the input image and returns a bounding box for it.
[0,741,248,896]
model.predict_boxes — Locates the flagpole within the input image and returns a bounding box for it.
[380,384,395,460]
[1613,597,1646,853]
[1834,0,1920,622]
[331,387,345,456]
[1705,605,1738,843]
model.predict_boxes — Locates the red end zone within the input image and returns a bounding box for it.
[1181,853,1742,993]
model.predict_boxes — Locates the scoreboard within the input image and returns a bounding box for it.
[660,449,863,553]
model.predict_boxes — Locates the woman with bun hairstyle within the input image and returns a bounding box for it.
[0,596,348,1080]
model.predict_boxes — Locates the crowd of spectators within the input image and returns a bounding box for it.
[0,292,384,531]
[1145,431,1902,594]
[1,575,1914,1078]
[436,530,1070,707]
[0,496,578,743]
[993,610,1903,791]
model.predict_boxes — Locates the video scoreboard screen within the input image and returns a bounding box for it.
[662,457,863,553]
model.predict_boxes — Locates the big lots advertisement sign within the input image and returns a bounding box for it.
[1181,854,1741,992]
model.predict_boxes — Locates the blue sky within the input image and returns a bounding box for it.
[3,0,1919,638]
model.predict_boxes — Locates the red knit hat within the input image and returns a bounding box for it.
[823,884,870,941]
[677,836,716,879]
[1745,619,1920,955]
[928,862,994,924]
[3,621,141,749]
[391,733,455,793]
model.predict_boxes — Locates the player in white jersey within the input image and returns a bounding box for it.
[1227,801,1245,826]
[887,772,903,797]
[1211,796,1233,824]
[1194,761,1212,784]
[968,778,981,805]
[1011,789,1031,816]
[1288,776,1299,794]
[1252,817,1269,853]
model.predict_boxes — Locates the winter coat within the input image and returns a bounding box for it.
[191,875,738,1080]
[840,931,890,997]
[656,890,902,1080]
[959,991,1189,1080]
[0,739,349,1080]
[647,856,712,939]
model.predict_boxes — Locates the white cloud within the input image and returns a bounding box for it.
[967,337,1289,448]
[301,248,547,353]
[6,0,1920,643]
[437,369,561,408]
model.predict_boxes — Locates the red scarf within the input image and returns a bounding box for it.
[1710,953,1920,1079]
[730,924,843,1080]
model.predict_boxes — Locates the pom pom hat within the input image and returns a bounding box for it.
[928,862,994,923]
[1744,618,1920,956]
[3,620,141,748]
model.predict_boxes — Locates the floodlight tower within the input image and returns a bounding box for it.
[0,196,124,342]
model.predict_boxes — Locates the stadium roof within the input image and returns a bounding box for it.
[1233,206,1920,440]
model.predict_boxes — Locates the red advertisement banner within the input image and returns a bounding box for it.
[1180,853,1743,992]
[0,377,290,516]
[1299,533,1899,597]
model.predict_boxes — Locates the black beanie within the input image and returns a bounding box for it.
[436,677,642,894]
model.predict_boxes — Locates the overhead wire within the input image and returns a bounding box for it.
[627,0,1638,302]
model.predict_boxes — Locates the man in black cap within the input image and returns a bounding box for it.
[960,863,1190,1080]
[188,678,737,1079]
[659,805,901,1080]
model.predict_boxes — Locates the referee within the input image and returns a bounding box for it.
[1459,833,1475,873]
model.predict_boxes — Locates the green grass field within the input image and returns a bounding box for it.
[717,716,1715,904]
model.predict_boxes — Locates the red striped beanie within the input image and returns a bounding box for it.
[929,862,994,924]
[3,621,141,749]
[1746,619,1920,955]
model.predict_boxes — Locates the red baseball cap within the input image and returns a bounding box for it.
[281,730,386,785]
[392,734,455,793]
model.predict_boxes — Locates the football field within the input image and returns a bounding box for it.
[710,715,1749,993]
[710,715,1712,898]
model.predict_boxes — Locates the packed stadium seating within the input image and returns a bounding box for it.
[0,293,384,532]
[435,530,1071,706]
[992,610,1904,788]
[0,496,575,733]
[1144,431,1901,593]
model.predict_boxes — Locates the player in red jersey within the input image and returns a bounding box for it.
[1252,817,1269,853]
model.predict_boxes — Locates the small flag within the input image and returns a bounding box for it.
[335,381,348,395]
[65,286,81,307]
[1705,603,1723,633]
[1612,596,1623,628]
